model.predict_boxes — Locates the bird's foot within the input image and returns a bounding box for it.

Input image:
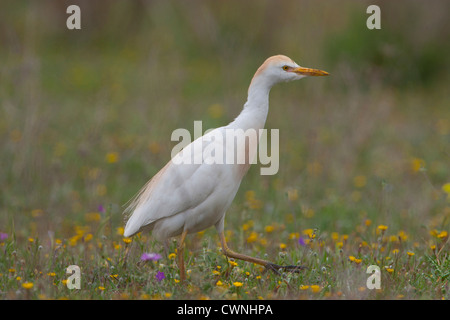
[264,263,306,275]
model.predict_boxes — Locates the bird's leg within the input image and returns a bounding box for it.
[219,231,270,266]
[219,231,305,275]
[177,230,188,282]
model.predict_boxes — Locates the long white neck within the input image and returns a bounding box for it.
[228,73,274,131]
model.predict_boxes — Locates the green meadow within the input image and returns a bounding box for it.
[0,1,449,299]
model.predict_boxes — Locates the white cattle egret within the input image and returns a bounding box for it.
[124,55,329,280]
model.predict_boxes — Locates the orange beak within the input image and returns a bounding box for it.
[292,67,329,76]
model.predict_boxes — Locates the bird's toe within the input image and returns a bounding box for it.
[264,263,306,275]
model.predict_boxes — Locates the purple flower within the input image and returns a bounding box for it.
[98,204,105,213]
[298,236,306,246]
[140,252,162,262]
[0,233,8,241]
[155,271,165,282]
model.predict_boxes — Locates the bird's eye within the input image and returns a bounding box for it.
[282,65,289,71]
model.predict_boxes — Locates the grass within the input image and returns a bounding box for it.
[0,1,449,300]
[0,208,448,299]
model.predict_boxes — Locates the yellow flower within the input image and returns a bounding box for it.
[69,235,80,246]
[216,280,223,286]
[289,232,300,240]
[196,230,205,238]
[392,249,399,255]
[122,237,132,244]
[16,276,21,281]
[212,270,220,275]
[302,229,315,238]
[168,253,176,259]
[398,230,408,241]
[287,188,298,201]
[349,255,356,262]
[28,237,34,243]
[116,227,124,236]
[85,212,101,222]
[437,231,448,239]
[233,282,243,287]
[47,272,56,277]
[441,183,450,194]
[411,158,425,173]
[106,152,119,163]
[98,286,105,291]
[149,141,161,154]
[84,233,93,242]
[299,285,309,290]
[377,225,388,231]
[245,190,255,201]
[353,175,367,188]
[365,219,372,227]
[279,243,287,250]
[386,268,394,273]
[246,231,258,243]
[164,292,172,298]
[22,282,34,289]
[208,104,224,119]
[310,285,321,293]
[407,251,415,257]
[389,235,398,242]
[244,191,262,209]
[228,260,238,267]
[264,225,275,233]
[354,258,362,264]
[75,225,89,236]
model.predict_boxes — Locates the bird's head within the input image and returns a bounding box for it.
[250,55,329,90]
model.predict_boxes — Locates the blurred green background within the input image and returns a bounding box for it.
[1,0,449,240]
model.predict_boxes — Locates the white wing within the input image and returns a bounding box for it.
[123,127,242,238]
